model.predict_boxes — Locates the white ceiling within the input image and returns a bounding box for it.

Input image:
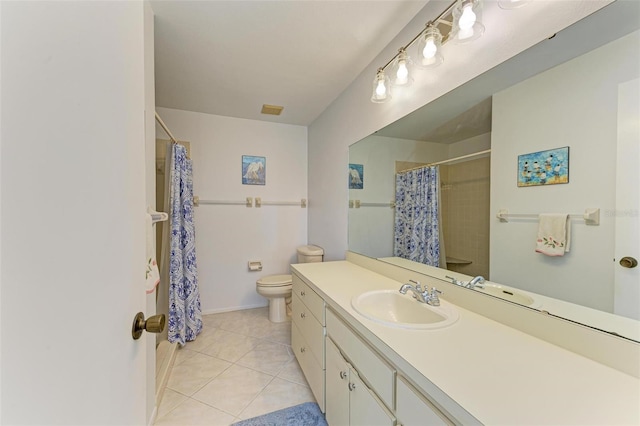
[151,0,428,126]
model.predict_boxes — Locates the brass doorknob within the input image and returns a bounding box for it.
[132,312,166,340]
[619,257,638,269]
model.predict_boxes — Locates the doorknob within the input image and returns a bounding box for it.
[619,257,638,268]
[132,312,165,340]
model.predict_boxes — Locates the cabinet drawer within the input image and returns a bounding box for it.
[292,321,325,412]
[292,273,325,325]
[291,293,325,368]
[396,376,452,426]
[326,308,394,410]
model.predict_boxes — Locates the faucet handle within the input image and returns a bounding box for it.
[409,279,422,291]
[429,287,442,306]
[445,275,462,286]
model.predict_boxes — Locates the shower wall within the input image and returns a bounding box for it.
[440,156,491,278]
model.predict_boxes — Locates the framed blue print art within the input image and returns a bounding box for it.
[517,147,569,187]
[242,155,266,185]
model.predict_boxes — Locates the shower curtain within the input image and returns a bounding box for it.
[394,165,445,266]
[167,143,202,345]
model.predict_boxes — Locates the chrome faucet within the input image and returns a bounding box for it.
[466,275,486,289]
[446,275,485,289]
[399,280,442,306]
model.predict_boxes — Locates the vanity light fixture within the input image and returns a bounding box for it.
[415,24,444,69]
[451,0,485,43]
[390,48,414,87]
[371,68,392,103]
[371,0,528,103]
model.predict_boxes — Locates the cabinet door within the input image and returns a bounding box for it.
[326,339,350,426]
[396,376,452,426]
[349,368,395,426]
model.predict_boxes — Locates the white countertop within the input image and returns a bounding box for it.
[291,260,640,425]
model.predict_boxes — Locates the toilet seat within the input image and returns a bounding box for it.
[256,274,292,287]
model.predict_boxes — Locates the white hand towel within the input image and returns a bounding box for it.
[535,213,571,256]
[145,214,160,294]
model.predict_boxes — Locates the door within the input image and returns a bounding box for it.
[1,2,148,424]
[614,78,640,319]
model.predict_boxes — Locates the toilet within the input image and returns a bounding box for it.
[256,245,324,323]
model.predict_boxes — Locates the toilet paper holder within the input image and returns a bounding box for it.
[248,260,263,271]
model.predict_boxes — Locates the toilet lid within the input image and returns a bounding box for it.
[257,274,292,287]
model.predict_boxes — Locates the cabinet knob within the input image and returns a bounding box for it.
[300,290,306,297]
[300,312,306,319]
[339,371,347,380]
[348,382,356,391]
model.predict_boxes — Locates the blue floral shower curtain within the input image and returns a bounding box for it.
[168,143,202,345]
[394,166,442,266]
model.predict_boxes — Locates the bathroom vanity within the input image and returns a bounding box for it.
[290,255,640,425]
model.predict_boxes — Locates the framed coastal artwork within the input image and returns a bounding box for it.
[517,147,569,187]
[349,163,364,189]
[242,155,266,185]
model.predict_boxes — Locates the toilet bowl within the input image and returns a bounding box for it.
[256,274,293,323]
[256,245,324,323]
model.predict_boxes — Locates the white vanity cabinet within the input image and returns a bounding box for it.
[326,338,395,426]
[396,376,453,426]
[291,273,325,411]
[326,308,396,425]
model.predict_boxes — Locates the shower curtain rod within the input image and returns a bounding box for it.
[155,111,178,144]
[399,149,491,173]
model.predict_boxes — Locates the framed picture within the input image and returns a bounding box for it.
[517,147,569,187]
[349,163,364,189]
[242,155,266,185]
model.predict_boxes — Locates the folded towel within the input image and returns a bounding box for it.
[535,213,571,256]
[145,213,160,294]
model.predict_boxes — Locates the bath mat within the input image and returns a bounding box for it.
[232,402,327,426]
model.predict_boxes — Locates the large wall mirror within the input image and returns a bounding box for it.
[348,0,639,342]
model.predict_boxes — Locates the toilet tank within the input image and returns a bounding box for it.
[297,245,324,263]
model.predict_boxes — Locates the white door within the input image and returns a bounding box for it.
[1,2,148,424]
[614,78,640,319]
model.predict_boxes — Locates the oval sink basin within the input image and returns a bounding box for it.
[351,290,459,330]
[475,284,541,308]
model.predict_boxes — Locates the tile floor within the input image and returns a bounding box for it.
[154,307,317,426]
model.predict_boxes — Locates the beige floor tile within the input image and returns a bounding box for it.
[236,341,293,375]
[276,357,308,386]
[157,388,188,418]
[201,329,259,363]
[155,398,236,426]
[259,321,292,345]
[174,347,198,366]
[237,377,315,420]
[192,364,274,416]
[157,308,311,426]
[167,353,232,396]
[183,327,220,352]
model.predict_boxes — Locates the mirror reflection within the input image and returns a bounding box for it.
[348,1,640,341]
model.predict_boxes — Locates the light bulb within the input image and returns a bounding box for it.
[459,4,477,30]
[423,37,437,59]
[376,79,387,97]
[396,60,409,85]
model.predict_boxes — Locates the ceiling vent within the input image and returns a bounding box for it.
[261,104,284,116]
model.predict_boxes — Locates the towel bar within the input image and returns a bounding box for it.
[496,208,600,225]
